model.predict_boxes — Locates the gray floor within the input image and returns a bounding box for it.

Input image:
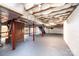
[0,34,73,56]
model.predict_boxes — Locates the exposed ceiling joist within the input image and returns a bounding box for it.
[26,3,65,14]
[36,10,71,19]
[25,5,38,11]
[53,12,70,17]
[31,3,66,15]
[32,7,55,15]
[49,6,76,14]
[32,4,72,15]
[1,3,78,28]
[63,5,77,21]
[49,7,74,16]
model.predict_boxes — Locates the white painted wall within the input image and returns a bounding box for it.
[45,27,63,34]
[64,5,79,56]
[29,27,42,35]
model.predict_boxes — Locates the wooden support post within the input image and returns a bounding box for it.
[0,15,1,46]
[33,23,35,41]
[29,25,30,36]
[0,12,3,47]
[5,25,9,44]
[42,32,44,37]
[12,22,15,50]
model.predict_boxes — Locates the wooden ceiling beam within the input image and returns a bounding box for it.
[53,11,71,16]
[36,10,71,19]
[32,7,55,15]
[49,5,76,14]
[64,6,77,21]
[49,4,79,14]
[32,4,72,15]
[25,5,38,11]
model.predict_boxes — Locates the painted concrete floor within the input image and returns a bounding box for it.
[0,34,73,56]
